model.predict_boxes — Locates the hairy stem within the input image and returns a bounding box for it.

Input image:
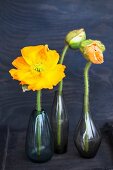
[83,61,92,152]
[84,61,92,114]
[36,90,41,113]
[36,90,42,157]
[57,45,69,146]
[58,44,69,95]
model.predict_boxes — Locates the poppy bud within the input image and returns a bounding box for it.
[80,39,105,64]
[65,28,86,49]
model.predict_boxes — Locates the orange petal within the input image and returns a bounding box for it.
[21,45,46,65]
[12,56,30,69]
[95,51,104,64]
[25,64,66,91]
[85,44,104,64]
[9,69,35,84]
[44,64,66,87]
[9,69,19,80]
[45,50,60,69]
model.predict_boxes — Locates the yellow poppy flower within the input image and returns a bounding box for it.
[9,45,66,91]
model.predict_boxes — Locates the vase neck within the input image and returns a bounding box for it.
[82,109,92,121]
[54,90,63,98]
[35,110,44,116]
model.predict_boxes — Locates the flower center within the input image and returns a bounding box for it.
[34,63,44,72]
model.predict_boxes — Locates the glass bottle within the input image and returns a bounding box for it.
[51,91,69,154]
[74,109,101,158]
[25,110,53,163]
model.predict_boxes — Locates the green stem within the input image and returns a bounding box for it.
[57,45,69,145]
[83,61,92,152]
[36,90,42,157]
[58,44,69,95]
[57,110,61,145]
[58,80,63,96]
[36,90,41,113]
[59,44,69,64]
[37,120,41,157]
[84,61,92,114]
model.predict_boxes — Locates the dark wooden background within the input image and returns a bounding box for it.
[0,0,113,169]
[0,0,113,170]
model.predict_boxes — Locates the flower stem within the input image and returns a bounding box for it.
[83,61,92,152]
[36,90,41,113]
[37,119,41,157]
[58,80,63,96]
[57,45,69,146]
[36,90,41,157]
[59,44,69,64]
[57,110,61,145]
[84,61,92,114]
[58,44,69,95]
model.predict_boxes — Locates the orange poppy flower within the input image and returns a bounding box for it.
[84,43,104,64]
[9,45,66,91]
[80,40,105,64]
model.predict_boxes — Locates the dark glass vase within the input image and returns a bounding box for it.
[25,110,53,163]
[51,91,69,154]
[74,111,101,158]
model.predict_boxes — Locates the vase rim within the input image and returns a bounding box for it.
[33,109,45,114]
[54,90,64,95]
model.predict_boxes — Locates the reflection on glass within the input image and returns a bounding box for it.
[51,91,69,154]
[74,112,101,158]
[25,110,53,162]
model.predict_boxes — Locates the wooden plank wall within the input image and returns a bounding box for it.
[0,0,113,131]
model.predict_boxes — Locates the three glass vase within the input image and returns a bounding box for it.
[25,110,53,163]
[25,95,101,161]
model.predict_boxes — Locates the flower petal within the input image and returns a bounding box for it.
[44,64,66,86]
[12,56,30,69]
[45,50,59,68]
[21,45,46,65]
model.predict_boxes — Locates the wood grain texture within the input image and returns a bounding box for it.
[0,127,9,170]
[0,0,113,131]
[3,129,113,170]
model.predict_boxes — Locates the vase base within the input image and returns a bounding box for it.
[79,153,97,159]
[77,145,101,159]
[54,149,67,154]
[26,154,53,163]
[54,145,67,154]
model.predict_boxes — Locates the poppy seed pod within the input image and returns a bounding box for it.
[65,28,86,49]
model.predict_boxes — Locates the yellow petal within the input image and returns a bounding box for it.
[12,56,30,69]
[21,45,46,65]
[44,64,66,86]
[9,69,19,80]
[44,50,60,69]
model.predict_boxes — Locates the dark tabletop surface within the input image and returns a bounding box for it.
[0,0,113,169]
[1,127,113,170]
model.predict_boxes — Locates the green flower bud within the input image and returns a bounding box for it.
[80,39,93,54]
[65,28,86,49]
